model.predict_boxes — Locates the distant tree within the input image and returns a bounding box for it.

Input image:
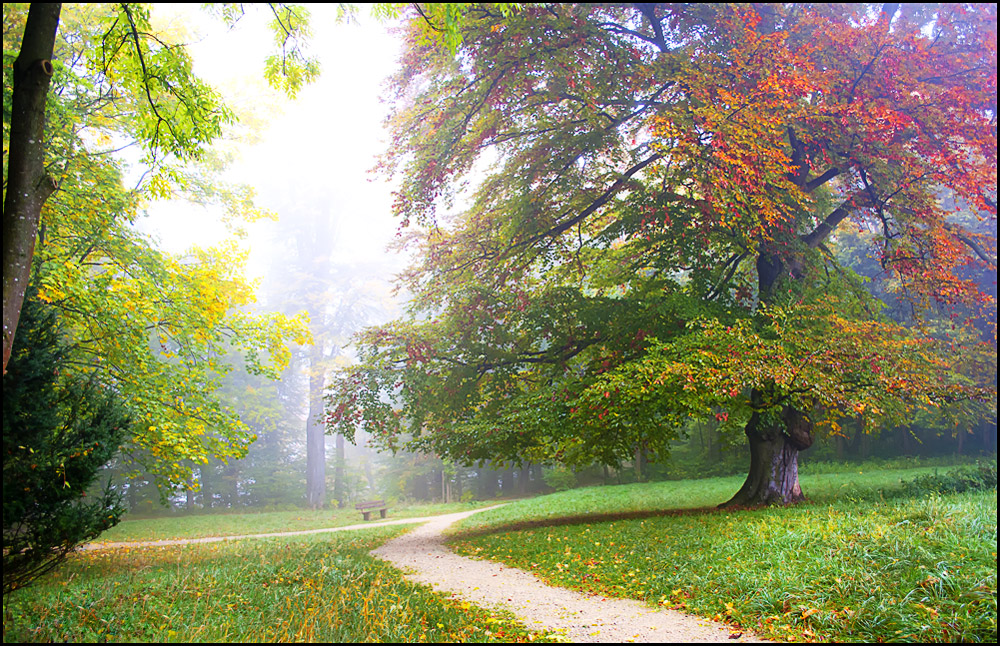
[262,197,390,509]
[3,295,129,594]
[327,4,996,506]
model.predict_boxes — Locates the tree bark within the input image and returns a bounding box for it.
[722,405,814,507]
[332,430,346,508]
[200,463,214,508]
[3,3,61,375]
[306,342,326,508]
[722,246,816,507]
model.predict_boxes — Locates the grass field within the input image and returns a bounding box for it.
[93,500,496,543]
[449,464,998,642]
[2,526,550,643]
[4,463,995,643]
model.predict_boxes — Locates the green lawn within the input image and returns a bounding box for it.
[449,465,998,642]
[5,465,995,643]
[2,527,549,643]
[94,500,496,543]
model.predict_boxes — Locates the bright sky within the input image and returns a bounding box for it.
[139,4,406,286]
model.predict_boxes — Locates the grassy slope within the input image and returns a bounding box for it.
[448,466,997,643]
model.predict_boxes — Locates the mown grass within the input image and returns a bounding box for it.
[95,500,495,544]
[451,465,959,534]
[3,526,551,643]
[450,465,997,642]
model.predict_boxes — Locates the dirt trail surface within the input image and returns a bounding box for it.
[83,505,762,642]
[372,506,763,643]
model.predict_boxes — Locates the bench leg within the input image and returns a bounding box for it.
[362,511,371,521]
[379,508,387,519]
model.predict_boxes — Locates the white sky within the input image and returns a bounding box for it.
[139,4,407,286]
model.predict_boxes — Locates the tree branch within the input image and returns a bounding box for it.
[511,153,664,252]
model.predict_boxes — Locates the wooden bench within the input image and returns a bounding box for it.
[355,500,388,521]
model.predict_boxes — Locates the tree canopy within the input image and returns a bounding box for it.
[326,3,997,505]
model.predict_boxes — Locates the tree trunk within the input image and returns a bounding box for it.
[306,342,326,508]
[724,248,815,507]
[332,430,346,508]
[3,3,61,375]
[501,468,514,495]
[200,463,213,508]
[363,454,376,492]
[185,474,195,511]
[634,443,648,481]
[722,404,814,507]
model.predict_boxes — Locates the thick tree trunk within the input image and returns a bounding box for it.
[3,3,61,375]
[722,405,814,507]
[726,249,816,507]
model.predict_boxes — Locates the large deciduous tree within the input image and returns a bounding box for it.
[326,4,997,506]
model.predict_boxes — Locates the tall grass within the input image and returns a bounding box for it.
[3,527,550,643]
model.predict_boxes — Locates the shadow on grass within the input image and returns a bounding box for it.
[448,505,731,541]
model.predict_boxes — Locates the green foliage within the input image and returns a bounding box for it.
[327,3,997,490]
[2,296,130,595]
[541,466,577,492]
[2,529,550,642]
[202,3,321,98]
[3,4,311,489]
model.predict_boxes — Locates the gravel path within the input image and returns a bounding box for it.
[371,506,763,643]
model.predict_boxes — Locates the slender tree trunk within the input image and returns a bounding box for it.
[201,463,213,509]
[363,455,376,492]
[634,443,648,481]
[501,468,514,496]
[3,3,61,374]
[306,343,326,508]
[478,464,497,498]
[185,473,195,512]
[332,430,346,508]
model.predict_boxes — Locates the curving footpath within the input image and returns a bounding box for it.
[371,506,763,643]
